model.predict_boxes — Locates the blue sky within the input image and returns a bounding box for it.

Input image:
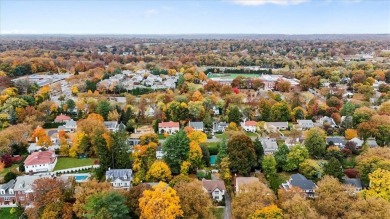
[1,0,389,34]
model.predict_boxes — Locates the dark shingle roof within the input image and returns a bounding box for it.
[290,174,316,190]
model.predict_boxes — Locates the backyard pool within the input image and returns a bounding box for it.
[62,173,91,182]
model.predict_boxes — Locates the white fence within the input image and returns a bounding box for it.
[53,165,100,174]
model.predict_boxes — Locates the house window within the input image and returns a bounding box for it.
[4,197,10,201]
[214,191,219,194]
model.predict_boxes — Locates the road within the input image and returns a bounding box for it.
[158,134,260,144]
[224,192,231,219]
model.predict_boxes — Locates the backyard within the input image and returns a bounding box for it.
[0,208,18,219]
[212,207,224,219]
[54,157,95,171]
[0,164,19,177]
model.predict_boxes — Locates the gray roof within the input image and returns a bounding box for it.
[290,174,316,190]
[260,138,278,152]
[0,179,16,195]
[189,121,204,129]
[367,138,378,147]
[65,119,76,126]
[297,120,314,127]
[343,177,363,189]
[104,121,119,129]
[267,122,288,127]
[14,175,47,191]
[326,136,346,145]
[106,169,132,181]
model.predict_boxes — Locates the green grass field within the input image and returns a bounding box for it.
[212,207,224,219]
[54,157,95,171]
[208,73,260,79]
[0,208,18,219]
[0,164,19,177]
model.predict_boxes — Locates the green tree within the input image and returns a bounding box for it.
[274,144,290,171]
[340,102,356,116]
[228,105,242,125]
[65,99,76,113]
[217,136,228,165]
[227,134,256,175]
[95,132,111,179]
[262,155,277,179]
[284,144,309,171]
[323,157,344,181]
[84,191,129,219]
[304,127,326,158]
[96,100,111,120]
[111,131,131,169]
[254,138,264,168]
[163,130,190,174]
[270,102,291,122]
[299,159,323,180]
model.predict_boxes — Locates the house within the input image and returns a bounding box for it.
[27,143,60,154]
[326,136,346,148]
[0,179,16,207]
[213,122,227,133]
[281,174,316,198]
[128,126,154,148]
[235,177,259,193]
[212,106,220,115]
[202,179,226,201]
[366,138,379,147]
[260,138,279,154]
[158,121,180,134]
[156,146,164,159]
[54,114,71,123]
[59,119,77,132]
[297,120,314,130]
[105,169,133,189]
[24,151,57,173]
[284,137,304,148]
[343,177,363,192]
[264,122,289,132]
[104,121,119,132]
[319,116,337,127]
[189,121,204,132]
[241,120,257,132]
[349,137,364,148]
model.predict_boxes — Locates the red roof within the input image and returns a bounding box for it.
[24,151,56,166]
[202,179,226,192]
[245,121,257,126]
[158,121,179,128]
[55,114,70,121]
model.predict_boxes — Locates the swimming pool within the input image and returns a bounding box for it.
[62,173,90,182]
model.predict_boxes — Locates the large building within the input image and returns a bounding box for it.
[24,151,57,173]
[105,169,133,189]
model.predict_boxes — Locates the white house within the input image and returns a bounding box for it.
[264,122,289,132]
[318,116,337,127]
[63,119,77,132]
[241,120,257,132]
[156,146,164,159]
[105,169,133,189]
[158,121,180,134]
[297,120,314,130]
[24,151,57,173]
[202,179,226,201]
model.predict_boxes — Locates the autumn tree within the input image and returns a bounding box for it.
[281,194,323,219]
[299,159,323,180]
[248,205,283,219]
[31,126,52,147]
[126,184,152,219]
[362,168,390,202]
[174,181,214,219]
[227,105,242,125]
[254,138,264,168]
[139,182,183,219]
[188,141,203,170]
[232,181,276,219]
[345,129,358,140]
[146,160,172,182]
[270,102,291,122]
[227,133,256,175]
[304,127,326,158]
[346,197,390,219]
[356,147,390,185]
[187,130,207,144]
[314,176,356,219]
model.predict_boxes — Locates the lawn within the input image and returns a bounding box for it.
[0,164,19,177]
[158,134,166,140]
[54,157,95,171]
[245,132,258,138]
[0,208,18,219]
[212,207,224,219]
[215,133,227,139]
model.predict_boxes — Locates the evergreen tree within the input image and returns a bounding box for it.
[8,107,16,125]
[95,132,111,179]
[274,144,290,171]
[163,130,190,174]
[96,100,111,120]
[227,106,242,125]
[253,138,264,169]
[227,134,256,176]
[111,131,131,169]
[177,74,185,88]
[200,144,210,167]
[203,113,213,130]
[323,157,344,181]
[216,136,227,165]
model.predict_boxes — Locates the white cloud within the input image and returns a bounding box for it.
[231,0,309,6]
[144,9,158,17]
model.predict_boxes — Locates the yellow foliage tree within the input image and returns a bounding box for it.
[180,161,191,175]
[87,113,104,122]
[226,122,239,131]
[362,168,390,202]
[146,160,172,182]
[187,130,207,144]
[71,86,79,95]
[139,182,183,219]
[191,90,203,101]
[249,205,283,219]
[189,141,203,168]
[345,129,358,140]
[69,131,85,157]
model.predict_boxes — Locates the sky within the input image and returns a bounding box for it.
[0,0,389,34]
